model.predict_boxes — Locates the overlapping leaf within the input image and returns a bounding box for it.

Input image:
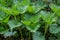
[22,13,41,32]
[12,4,28,15]
[50,4,60,16]
[22,13,41,25]
[40,11,57,24]
[28,4,46,14]
[28,5,41,13]
[11,0,30,15]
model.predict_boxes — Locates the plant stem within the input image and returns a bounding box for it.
[19,28,24,40]
[14,16,17,21]
[44,23,48,37]
[28,31,30,40]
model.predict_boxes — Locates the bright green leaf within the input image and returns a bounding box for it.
[26,23,40,32]
[40,11,57,24]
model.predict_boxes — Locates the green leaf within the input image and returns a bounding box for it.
[26,23,40,32]
[49,36,57,40]
[0,26,9,34]
[28,5,40,13]
[28,5,46,13]
[8,20,22,31]
[0,6,12,15]
[16,5,28,14]
[12,5,28,14]
[21,14,31,25]
[0,0,7,6]
[57,0,60,4]
[12,0,30,15]
[3,31,16,38]
[21,0,30,5]
[50,4,60,16]
[13,0,19,4]
[57,18,60,25]
[22,21,31,26]
[30,13,41,23]
[40,11,57,24]
[22,13,41,25]
[3,15,10,23]
[0,10,8,21]
[49,24,60,34]
[55,32,60,40]
[33,31,45,40]
[22,14,41,32]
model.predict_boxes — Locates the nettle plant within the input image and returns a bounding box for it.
[0,0,60,40]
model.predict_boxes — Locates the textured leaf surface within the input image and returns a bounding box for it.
[33,31,45,40]
[49,24,60,34]
[0,10,8,20]
[8,20,22,31]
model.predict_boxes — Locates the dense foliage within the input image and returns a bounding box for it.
[0,0,60,40]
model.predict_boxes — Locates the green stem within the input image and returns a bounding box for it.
[14,16,17,21]
[44,23,48,37]
[19,28,24,40]
[28,31,30,40]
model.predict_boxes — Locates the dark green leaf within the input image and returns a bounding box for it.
[33,31,45,40]
[49,24,60,34]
